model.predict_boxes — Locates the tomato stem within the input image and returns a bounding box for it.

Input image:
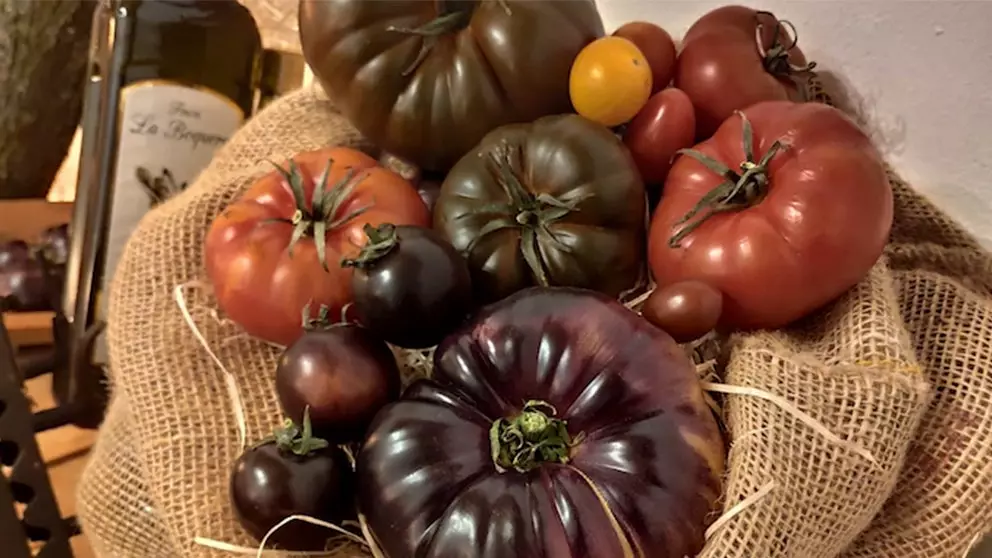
[754,11,817,97]
[341,223,399,269]
[271,159,373,270]
[669,112,789,248]
[464,140,591,288]
[489,400,583,473]
[388,0,511,76]
[264,407,331,457]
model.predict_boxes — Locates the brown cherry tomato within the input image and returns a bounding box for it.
[623,88,696,190]
[613,21,677,93]
[641,280,723,343]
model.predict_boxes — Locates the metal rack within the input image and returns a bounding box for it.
[0,306,90,558]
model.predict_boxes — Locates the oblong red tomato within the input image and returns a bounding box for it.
[648,101,893,331]
[675,5,814,139]
[205,147,430,346]
[623,88,696,187]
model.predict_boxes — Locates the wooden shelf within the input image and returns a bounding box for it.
[2,311,54,348]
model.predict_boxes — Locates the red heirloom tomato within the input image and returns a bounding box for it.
[623,87,696,188]
[204,148,430,346]
[358,287,725,558]
[613,21,677,93]
[648,101,893,331]
[675,5,816,139]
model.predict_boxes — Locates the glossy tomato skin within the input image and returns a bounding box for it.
[275,325,401,444]
[623,88,696,190]
[649,101,893,331]
[641,280,723,343]
[570,36,653,127]
[435,114,646,303]
[230,442,355,550]
[357,287,724,558]
[675,6,810,139]
[300,0,604,171]
[204,147,430,347]
[350,226,474,349]
[613,21,677,93]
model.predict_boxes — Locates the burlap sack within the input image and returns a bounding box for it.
[77,83,992,558]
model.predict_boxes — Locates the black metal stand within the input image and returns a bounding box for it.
[0,316,77,558]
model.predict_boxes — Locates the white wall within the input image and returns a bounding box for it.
[597,0,992,248]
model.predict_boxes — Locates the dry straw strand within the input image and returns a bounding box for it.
[701,381,879,466]
[704,481,777,541]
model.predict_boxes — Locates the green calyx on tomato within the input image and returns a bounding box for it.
[270,159,371,270]
[386,0,512,76]
[466,141,592,287]
[489,400,584,473]
[265,407,331,457]
[340,223,399,269]
[754,11,817,89]
[669,112,788,248]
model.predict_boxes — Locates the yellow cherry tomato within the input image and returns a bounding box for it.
[569,36,653,127]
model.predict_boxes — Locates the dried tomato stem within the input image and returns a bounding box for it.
[489,400,581,473]
[754,11,817,79]
[463,141,590,287]
[341,223,399,269]
[669,112,789,248]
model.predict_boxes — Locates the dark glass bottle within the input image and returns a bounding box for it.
[63,0,261,408]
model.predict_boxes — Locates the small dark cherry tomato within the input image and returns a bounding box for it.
[343,223,474,349]
[276,321,401,444]
[613,21,678,93]
[0,255,49,312]
[641,280,723,343]
[624,88,696,199]
[416,172,445,215]
[0,239,31,269]
[40,224,70,265]
[230,411,355,550]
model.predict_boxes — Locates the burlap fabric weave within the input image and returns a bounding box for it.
[77,82,992,557]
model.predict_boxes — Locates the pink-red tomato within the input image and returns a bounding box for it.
[205,147,430,346]
[623,88,696,187]
[648,101,893,331]
[675,6,813,139]
[613,21,677,93]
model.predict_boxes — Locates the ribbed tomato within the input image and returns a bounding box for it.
[204,148,430,346]
[648,101,893,330]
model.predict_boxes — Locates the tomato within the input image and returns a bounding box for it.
[275,322,401,444]
[613,21,677,93]
[434,114,646,303]
[230,411,355,549]
[675,6,816,139]
[648,101,893,331]
[623,88,696,192]
[358,287,724,558]
[204,147,430,346]
[641,280,723,343]
[570,36,653,127]
[301,0,604,171]
[343,224,474,349]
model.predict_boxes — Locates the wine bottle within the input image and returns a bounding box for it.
[66,0,262,371]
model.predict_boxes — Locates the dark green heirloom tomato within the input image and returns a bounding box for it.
[299,0,605,172]
[357,287,725,558]
[434,114,647,303]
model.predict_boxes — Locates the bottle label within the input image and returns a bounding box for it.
[94,81,244,363]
